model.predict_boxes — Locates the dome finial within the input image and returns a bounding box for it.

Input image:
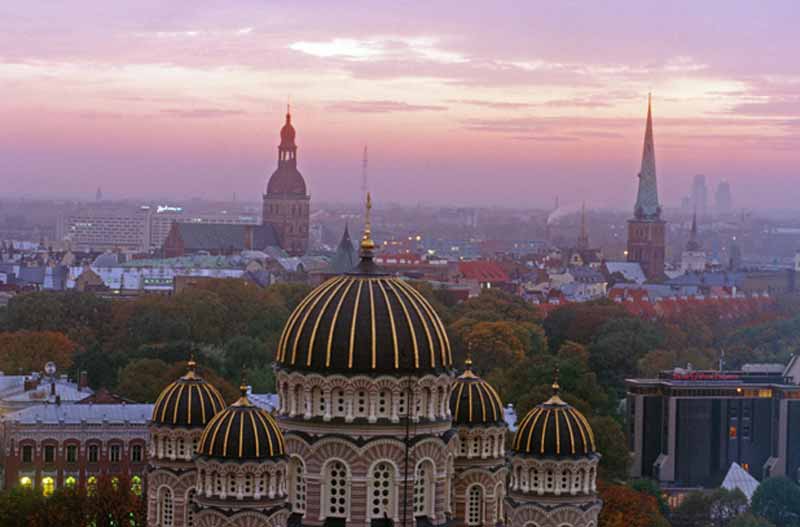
[183,354,197,379]
[234,372,251,406]
[544,366,566,405]
[360,192,376,257]
[461,340,477,378]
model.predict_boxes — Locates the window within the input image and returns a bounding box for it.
[324,460,349,519]
[290,457,307,514]
[44,445,55,463]
[369,461,396,520]
[66,445,78,463]
[159,487,174,527]
[22,445,33,463]
[87,476,97,495]
[414,460,434,518]
[19,476,33,488]
[729,426,737,439]
[41,477,55,496]
[131,445,143,463]
[186,490,195,527]
[88,444,99,463]
[65,476,77,488]
[110,444,121,463]
[467,485,484,526]
[131,476,143,496]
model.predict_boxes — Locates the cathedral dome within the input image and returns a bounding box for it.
[449,359,505,426]
[196,386,285,460]
[511,381,596,459]
[267,167,306,195]
[275,193,452,376]
[151,360,226,428]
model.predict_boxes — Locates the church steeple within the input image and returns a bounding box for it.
[577,201,589,250]
[634,94,661,220]
[686,211,701,251]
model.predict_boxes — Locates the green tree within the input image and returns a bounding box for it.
[588,318,664,393]
[115,359,173,402]
[751,476,800,527]
[223,336,270,377]
[590,416,630,482]
[728,513,775,527]
[672,491,713,527]
[708,488,748,527]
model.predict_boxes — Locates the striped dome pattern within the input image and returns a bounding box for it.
[151,362,226,428]
[276,273,453,374]
[512,393,596,458]
[197,389,285,460]
[450,362,505,426]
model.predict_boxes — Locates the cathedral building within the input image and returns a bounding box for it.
[263,108,311,257]
[680,213,707,273]
[627,95,666,282]
[147,196,602,527]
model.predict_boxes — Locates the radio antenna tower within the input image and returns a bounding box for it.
[361,145,369,203]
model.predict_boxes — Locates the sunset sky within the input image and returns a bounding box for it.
[1,1,798,209]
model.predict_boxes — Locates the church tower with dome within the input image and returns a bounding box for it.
[147,359,227,527]
[263,107,311,257]
[505,373,602,527]
[274,193,455,526]
[449,357,508,526]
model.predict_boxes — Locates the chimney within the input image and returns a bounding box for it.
[79,371,88,390]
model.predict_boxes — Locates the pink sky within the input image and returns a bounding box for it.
[1,1,798,209]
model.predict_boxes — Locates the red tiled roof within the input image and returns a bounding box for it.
[458,261,510,282]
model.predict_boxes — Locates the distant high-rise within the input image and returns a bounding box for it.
[715,180,733,216]
[692,175,708,219]
[262,107,310,256]
[627,95,666,282]
[577,202,589,251]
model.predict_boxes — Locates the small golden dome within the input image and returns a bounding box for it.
[151,360,226,428]
[196,386,285,460]
[511,393,596,458]
[449,360,505,426]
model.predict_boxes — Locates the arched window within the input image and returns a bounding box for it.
[355,391,368,418]
[332,388,346,417]
[312,387,325,416]
[41,476,55,496]
[377,390,390,418]
[413,460,434,518]
[323,460,349,519]
[244,473,254,496]
[416,388,429,419]
[87,476,97,495]
[573,469,584,493]
[185,489,196,527]
[467,484,484,526]
[369,461,396,520]
[227,473,237,497]
[158,487,174,527]
[289,457,307,514]
[495,482,505,523]
[65,476,77,489]
[131,476,143,496]
[176,438,186,459]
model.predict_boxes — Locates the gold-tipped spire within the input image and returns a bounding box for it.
[360,192,376,255]
[183,354,197,380]
[461,341,477,378]
[545,366,566,405]
[233,373,251,406]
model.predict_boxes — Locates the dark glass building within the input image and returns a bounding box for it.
[627,360,800,492]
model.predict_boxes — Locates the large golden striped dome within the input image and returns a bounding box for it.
[275,265,453,375]
[151,360,226,428]
[512,384,596,458]
[450,360,505,426]
[196,387,285,460]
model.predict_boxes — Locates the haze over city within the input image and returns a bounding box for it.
[1,1,798,208]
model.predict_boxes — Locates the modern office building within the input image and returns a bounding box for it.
[627,361,800,493]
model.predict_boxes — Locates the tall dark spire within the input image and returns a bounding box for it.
[686,211,701,251]
[577,201,589,250]
[634,94,660,220]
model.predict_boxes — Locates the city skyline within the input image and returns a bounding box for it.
[1,1,798,209]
